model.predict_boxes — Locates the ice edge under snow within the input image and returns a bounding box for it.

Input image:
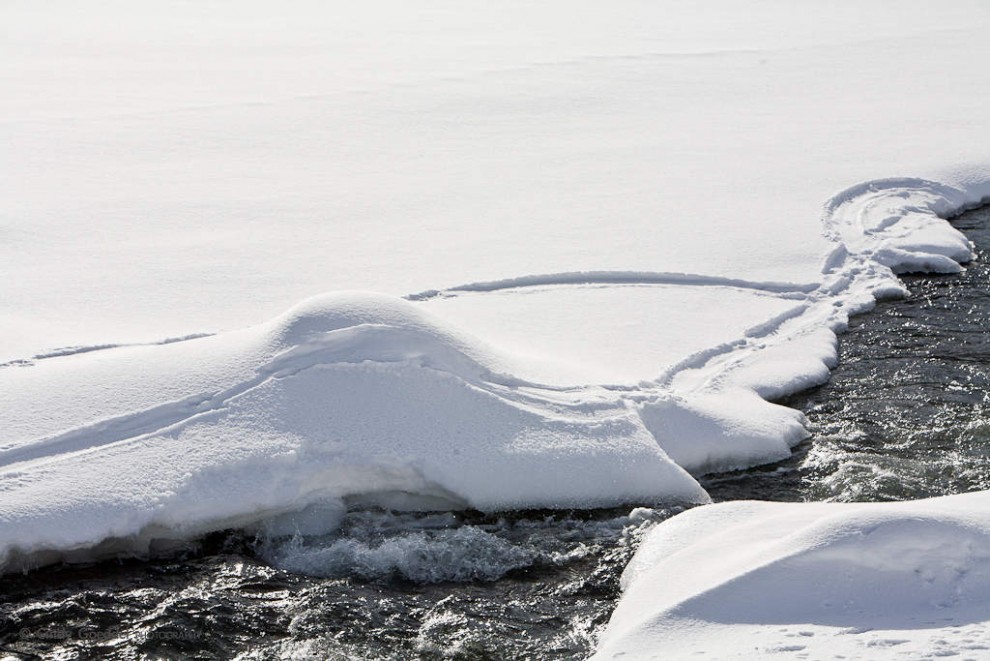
[0,175,986,573]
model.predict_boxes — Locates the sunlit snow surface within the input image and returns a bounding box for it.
[595,494,990,660]
[3,5,990,653]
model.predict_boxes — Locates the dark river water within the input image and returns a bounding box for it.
[1,205,987,660]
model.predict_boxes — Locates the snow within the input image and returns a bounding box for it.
[2,0,990,581]
[419,285,801,386]
[0,293,707,570]
[4,1,990,363]
[594,493,990,660]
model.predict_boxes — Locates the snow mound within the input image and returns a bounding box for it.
[595,492,990,659]
[0,292,707,572]
[637,390,808,476]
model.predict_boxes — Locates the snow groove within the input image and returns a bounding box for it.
[405,271,817,301]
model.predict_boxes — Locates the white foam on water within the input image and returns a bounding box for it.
[263,526,536,583]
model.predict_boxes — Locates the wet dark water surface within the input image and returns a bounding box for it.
[704,204,990,504]
[1,206,988,660]
[0,508,678,660]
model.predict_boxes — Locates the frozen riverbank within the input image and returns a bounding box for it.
[4,2,990,657]
[2,205,988,660]
[5,0,990,570]
[1,178,984,573]
[597,205,990,660]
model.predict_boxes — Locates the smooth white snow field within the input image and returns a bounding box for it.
[2,4,990,637]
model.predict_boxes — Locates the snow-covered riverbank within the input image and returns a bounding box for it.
[4,3,990,656]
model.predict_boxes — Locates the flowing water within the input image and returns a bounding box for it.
[0,507,681,660]
[1,206,988,660]
[704,204,990,504]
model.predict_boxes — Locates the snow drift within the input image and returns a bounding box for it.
[0,293,708,570]
[594,492,990,659]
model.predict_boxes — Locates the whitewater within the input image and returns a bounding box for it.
[3,1,990,657]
